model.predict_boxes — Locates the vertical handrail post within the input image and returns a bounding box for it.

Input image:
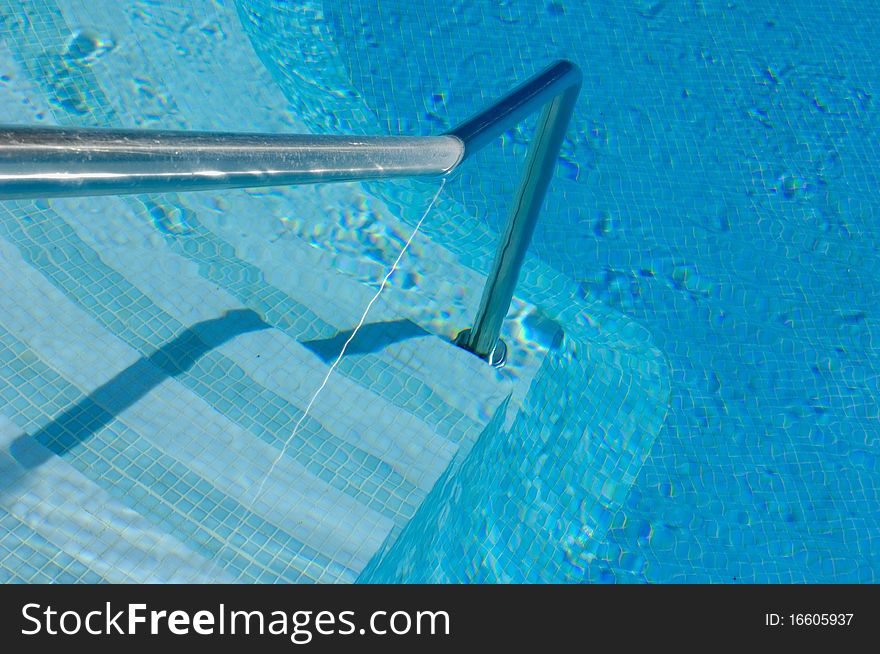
[452,62,581,365]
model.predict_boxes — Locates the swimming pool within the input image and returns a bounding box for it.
[0,0,877,583]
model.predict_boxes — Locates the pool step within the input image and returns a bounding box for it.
[54,188,520,472]
[46,191,511,492]
[0,415,232,583]
[0,209,520,582]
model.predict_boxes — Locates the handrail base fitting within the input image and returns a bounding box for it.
[454,329,507,368]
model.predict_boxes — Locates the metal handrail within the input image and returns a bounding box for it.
[0,131,464,197]
[0,60,581,366]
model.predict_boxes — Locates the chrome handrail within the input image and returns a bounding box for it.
[0,60,581,366]
[0,130,464,197]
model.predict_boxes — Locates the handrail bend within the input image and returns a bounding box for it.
[0,60,582,367]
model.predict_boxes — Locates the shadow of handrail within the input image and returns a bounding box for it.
[9,309,269,470]
[301,318,429,363]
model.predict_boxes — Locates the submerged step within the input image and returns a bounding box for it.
[0,237,391,577]
[0,415,231,583]
[0,197,533,581]
[44,192,496,488]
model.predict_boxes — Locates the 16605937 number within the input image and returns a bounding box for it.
[790,614,853,626]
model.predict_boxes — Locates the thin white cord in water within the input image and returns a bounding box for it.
[243,178,446,524]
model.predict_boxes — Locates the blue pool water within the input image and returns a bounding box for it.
[0,0,877,583]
